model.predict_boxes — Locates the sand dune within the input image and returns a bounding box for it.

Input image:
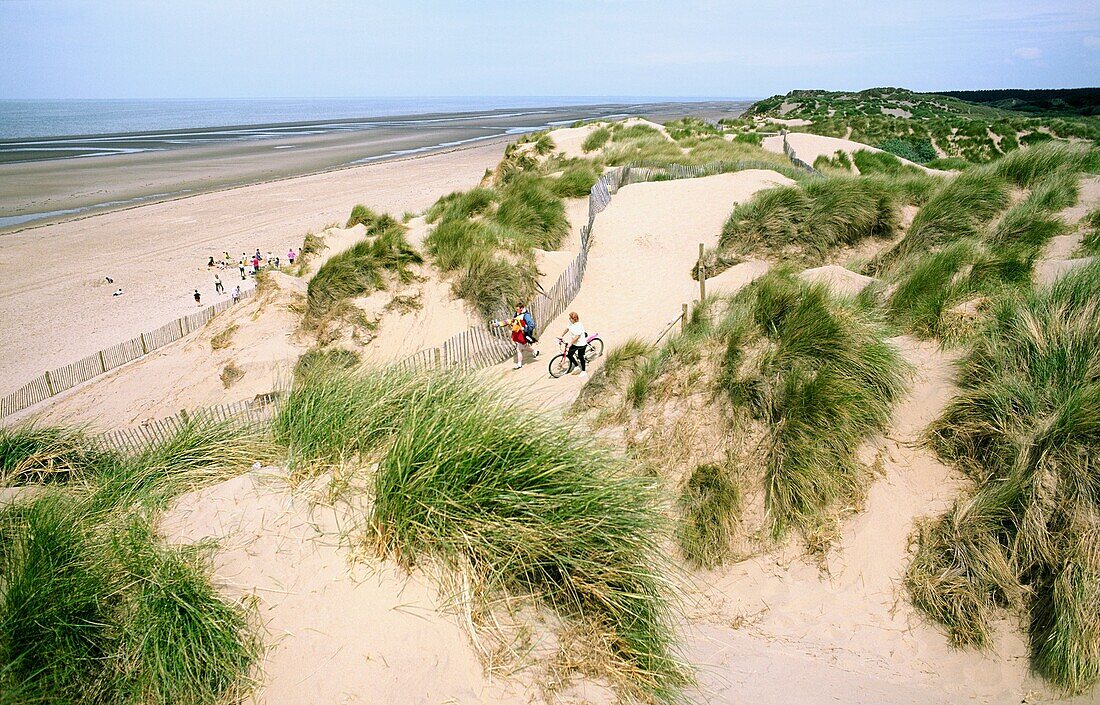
[763,132,951,176]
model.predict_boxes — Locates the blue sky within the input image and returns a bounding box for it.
[1,0,1097,99]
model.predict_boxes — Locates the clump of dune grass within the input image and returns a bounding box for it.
[292,231,325,275]
[852,149,922,176]
[585,277,908,544]
[274,366,691,701]
[677,463,740,569]
[573,337,653,415]
[306,208,422,322]
[294,346,360,379]
[0,418,268,704]
[990,141,1100,188]
[210,323,238,351]
[0,425,119,486]
[716,177,899,266]
[424,171,568,317]
[907,260,1100,694]
[885,239,1029,341]
[582,126,611,153]
[425,187,497,224]
[550,161,600,198]
[876,168,1011,269]
[719,275,909,536]
[884,164,1082,340]
[220,361,244,389]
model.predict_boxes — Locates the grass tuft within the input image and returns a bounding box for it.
[275,367,692,701]
[908,260,1100,693]
[677,463,740,569]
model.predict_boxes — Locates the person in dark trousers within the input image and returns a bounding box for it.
[193,289,201,306]
[214,274,224,294]
[560,311,588,379]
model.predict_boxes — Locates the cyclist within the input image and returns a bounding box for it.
[559,311,588,379]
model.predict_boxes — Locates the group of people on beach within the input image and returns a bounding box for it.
[193,247,298,306]
[208,248,298,281]
[502,304,589,379]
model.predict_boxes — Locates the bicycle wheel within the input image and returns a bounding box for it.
[548,353,572,378]
[584,337,604,361]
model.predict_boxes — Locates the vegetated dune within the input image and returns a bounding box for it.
[547,117,675,160]
[763,132,951,176]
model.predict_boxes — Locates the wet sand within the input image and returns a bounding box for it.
[0,101,750,232]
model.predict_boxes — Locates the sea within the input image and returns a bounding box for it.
[0,96,696,140]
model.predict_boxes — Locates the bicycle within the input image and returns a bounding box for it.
[548,333,604,378]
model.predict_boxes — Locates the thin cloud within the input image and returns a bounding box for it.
[1013,47,1042,59]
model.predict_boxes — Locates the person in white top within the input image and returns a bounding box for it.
[560,311,588,378]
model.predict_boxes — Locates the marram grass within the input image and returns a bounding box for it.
[907,260,1100,694]
[276,366,692,703]
[0,418,267,705]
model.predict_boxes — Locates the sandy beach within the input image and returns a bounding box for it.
[0,139,508,387]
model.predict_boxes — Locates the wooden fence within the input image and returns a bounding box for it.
[96,394,282,451]
[781,131,824,176]
[0,287,257,419]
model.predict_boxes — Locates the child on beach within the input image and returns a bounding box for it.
[288,248,297,265]
[232,286,241,303]
[193,289,201,305]
[239,256,247,280]
[214,274,224,294]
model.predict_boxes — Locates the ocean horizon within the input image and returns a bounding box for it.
[0,96,744,140]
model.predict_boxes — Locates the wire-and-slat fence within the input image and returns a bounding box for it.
[0,287,257,419]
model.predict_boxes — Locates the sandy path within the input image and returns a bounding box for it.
[0,141,506,389]
[482,170,791,408]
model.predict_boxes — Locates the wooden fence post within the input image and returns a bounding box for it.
[140,333,148,355]
[179,408,189,424]
[44,370,55,396]
[698,243,706,301]
[98,350,107,373]
[178,319,185,338]
[681,303,688,333]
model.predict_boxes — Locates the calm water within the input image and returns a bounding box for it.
[0,96,685,140]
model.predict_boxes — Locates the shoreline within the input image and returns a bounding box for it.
[0,100,750,233]
[0,133,515,234]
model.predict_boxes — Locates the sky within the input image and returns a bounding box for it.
[1,0,1097,99]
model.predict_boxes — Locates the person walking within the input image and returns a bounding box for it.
[232,285,241,303]
[559,311,588,379]
[214,274,224,294]
[507,305,540,369]
[239,256,247,280]
[288,248,297,265]
[193,289,202,306]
